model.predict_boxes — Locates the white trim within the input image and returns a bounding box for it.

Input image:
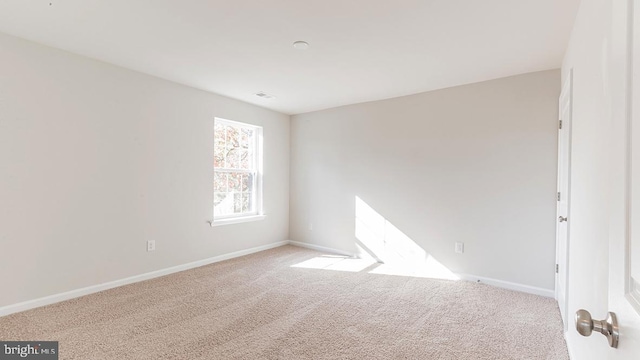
[287,240,356,257]
[210,214,266,226]
[564,331,575,360]
[0,240,554,317]
[457,273,555,298]
[627,0,640,315]
[286,241,555,298]
[0,240,288,317]
[555,69,574,330]
[213,116,261,130]
[213,117,263,221]
[214,168,254,173]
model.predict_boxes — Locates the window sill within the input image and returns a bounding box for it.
[210,215,266,227]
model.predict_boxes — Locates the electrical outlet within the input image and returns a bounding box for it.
[147,240,156,252]
[455,242,464,254]
[309,223,313,231]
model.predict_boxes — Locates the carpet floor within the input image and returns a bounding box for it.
[0,245,568,359]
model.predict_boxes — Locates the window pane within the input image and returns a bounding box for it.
[213,172,230,216]
[227,171,242,192]
[243,173,254,213]
[225,125,240,169]
[240,128,255,170]
[214,123,226,168]
[215,121,255,171]
[214,171,255,217]
[234,192,242,213]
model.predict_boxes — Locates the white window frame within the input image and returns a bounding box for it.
[212,117,264,226]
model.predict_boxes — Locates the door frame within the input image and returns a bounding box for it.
[628,0,640,313]
[556,69,573,331]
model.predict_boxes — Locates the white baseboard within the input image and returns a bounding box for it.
[457,273,555,298]
[0,241,289,317]
[0,240,554,317]
[287,240,554,298]
[287,240,356,257]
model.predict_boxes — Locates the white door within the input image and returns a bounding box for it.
[611,0,640,354]
[599,0,640,353]
[605,0,640,356]
[556,71,572,331]
[564,0,640,358]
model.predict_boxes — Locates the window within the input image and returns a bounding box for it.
[213,118,263,224]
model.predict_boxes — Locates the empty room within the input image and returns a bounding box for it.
[1,1,640,359]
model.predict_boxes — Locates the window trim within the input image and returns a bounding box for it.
[212,117,264,225]
[210,214,266,227]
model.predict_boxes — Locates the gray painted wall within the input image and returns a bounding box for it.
[0,32,290,308]
[290,70,560,290]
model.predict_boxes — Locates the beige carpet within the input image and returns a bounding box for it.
[0,245,568,359]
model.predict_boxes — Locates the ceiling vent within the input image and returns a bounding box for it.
[255,92,276,99]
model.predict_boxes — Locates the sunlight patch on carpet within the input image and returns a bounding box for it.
[291,255,376,272]
[291,254,458,280]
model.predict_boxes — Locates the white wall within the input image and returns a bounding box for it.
[0,32,290,308]
[290,70,560,290]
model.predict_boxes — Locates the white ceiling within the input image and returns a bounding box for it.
[0,0,580,115]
